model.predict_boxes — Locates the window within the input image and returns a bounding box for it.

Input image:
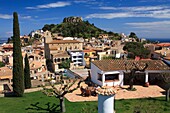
[98,73,102,81]
[54,59,57,63]
[62,58,64,61]
[105,73,119,81]
[57,59,60,62]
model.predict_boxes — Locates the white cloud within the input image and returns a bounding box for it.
[73,0,105,7]
[86,12,134,19]
[126,21,170,30]
[26,2,71,9]
[21,16,31,19]
[100,6,167,11]
[86,5,170,19]
[125,21,170,38]
[0,14,12,19]
[73,0,92,3]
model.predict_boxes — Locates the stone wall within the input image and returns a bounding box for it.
[63,16,83,23]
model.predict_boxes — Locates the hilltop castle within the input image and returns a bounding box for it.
[63,16,83,23]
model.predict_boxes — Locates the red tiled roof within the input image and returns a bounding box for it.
[92,59,170,71]
[83,50,95,52]
[156,43,170,47]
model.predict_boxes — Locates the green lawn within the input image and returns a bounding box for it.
[0,91,170,113]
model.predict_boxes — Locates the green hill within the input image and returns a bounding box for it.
[42,17,108,38]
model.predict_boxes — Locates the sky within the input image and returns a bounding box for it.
[1,0,170,39]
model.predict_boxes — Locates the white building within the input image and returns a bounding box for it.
[68,50,85,67]
[91,59,170,87]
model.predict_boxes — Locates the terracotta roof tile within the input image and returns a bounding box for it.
[30,61,42,70]
[52,52,70,58]
[92,59,170,71]
[0,67,12,79]
[47,40,81,44]
[96,86,118,95]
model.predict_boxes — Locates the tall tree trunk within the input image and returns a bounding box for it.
[166,88,170,101]
[60,97,66,112]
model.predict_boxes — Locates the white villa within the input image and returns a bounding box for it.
[91,59,170,87]
[68,50,85,67]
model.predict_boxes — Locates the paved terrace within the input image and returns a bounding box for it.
[0,84,165,102]
[65,85,165,102]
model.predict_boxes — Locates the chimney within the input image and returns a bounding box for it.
[135,56,140,61]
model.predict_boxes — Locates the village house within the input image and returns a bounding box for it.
[91,59,170,87]
[68,50,85,68]
[44,32,83,72]
[51,51,70,72]
[29,60,49,81]
[154,43,170,57]
[0,43,13,64]
[29,29,44,38]
[22,44,49,80]
[0,66,12,84]
[83,49,97,67]
[96,49,117,60]
[1,43,13,52]
[20,35,30,46]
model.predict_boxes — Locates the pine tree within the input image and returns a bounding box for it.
[12,12,24,96]
[24,54,31,89]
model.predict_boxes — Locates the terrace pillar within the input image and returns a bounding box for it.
[145,71,149,87]
[145,72,149,83]
[102,74,105,86]
[120,71,124,87]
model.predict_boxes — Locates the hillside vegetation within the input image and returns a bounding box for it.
[42,20,107,38]
[42,17,111,38]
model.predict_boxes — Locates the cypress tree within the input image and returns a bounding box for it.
[24,54,31,89]
[12,12,24,96]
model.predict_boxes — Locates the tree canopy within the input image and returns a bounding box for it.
[123,42,150,59]
[24,54,31,89]
[59,60,71,69]
[0,61,5,67]
[12,12,24,97]
[129,32,139,42]
[42,21,106,38]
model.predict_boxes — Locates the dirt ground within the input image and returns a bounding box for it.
[65,85,165,102]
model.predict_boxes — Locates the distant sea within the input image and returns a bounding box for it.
[0,37,169,45]
[145,38,170,43]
